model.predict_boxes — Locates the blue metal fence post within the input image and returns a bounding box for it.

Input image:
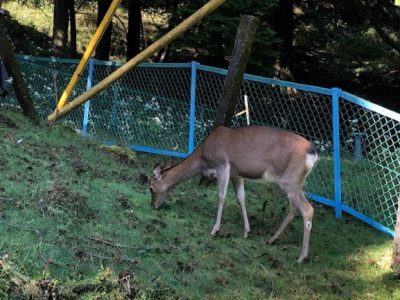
[188,61,197,154]
[332,87,342,218]
[82,58,95,135]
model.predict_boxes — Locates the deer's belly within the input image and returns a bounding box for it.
[237,169,277,183]
[254,170,277,183]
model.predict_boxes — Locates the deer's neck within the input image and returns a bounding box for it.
[163,150,203,188]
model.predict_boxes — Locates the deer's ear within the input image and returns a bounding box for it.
[153,164,163,180]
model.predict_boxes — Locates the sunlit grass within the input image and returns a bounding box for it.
[3,0,168,60]
[3,1,53,35]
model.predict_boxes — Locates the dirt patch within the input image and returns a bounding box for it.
[117,192,131,209]
[38,184,88,217]
[177,261,198,273]
[65,145,80,155]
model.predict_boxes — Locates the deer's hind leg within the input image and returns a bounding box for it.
[296,191,314,263]
[268,196,298,244]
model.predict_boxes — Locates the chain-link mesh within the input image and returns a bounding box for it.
[87,62,192,153]
[1,56,399,233]
[2,57,85,128]
[339,96,400,229]
[195,67,334,200]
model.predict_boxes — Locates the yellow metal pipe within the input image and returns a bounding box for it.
[56,0,122,111]
[48,0,225,123]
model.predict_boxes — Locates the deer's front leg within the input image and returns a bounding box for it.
[232,177,250,238]
[211,163,230,236]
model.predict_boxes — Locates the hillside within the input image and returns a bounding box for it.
[0,107,398,298]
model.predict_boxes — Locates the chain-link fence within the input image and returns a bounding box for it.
[1,55,399,237]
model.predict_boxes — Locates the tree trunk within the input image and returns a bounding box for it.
[214,15,259,128]
[0,23,37,121]
[126,0,142,60]
[270,0,294,81]
[95,0,112,61]
[53,0,69,57]
[392,194,400,275]
[154,0,178,62]
[68,0,77,58]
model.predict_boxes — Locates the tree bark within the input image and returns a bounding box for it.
[392,194,400,275]
[0,23,37,120]
[53,0,69,57]
[68,0,77,58]
[214,15,259,128]
[270,0,294,81]
[154,0,178,62]
[126,0,142,60]
[95,0,112,61]
[126,0,141,60]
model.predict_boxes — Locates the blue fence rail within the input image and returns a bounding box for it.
[2,55,399,237]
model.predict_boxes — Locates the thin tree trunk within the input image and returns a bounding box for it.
[270,0,294,81]
[95,0,112,61]
[0,23,37,120]
[68,0,77,58]
[214,15,259,128]
[154,0,178,62]
[127,0,141,60]
[53,0,69,57]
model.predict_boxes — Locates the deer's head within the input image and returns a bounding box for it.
[149,161,174,209]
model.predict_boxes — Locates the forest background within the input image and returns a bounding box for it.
[1,0,399,111]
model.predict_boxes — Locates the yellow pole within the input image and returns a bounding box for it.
[56,0,122,111]
[48,0,226,123]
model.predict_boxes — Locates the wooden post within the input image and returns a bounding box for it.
[48,0,226,123]
[0,20,37,121]
[214,15,259,128]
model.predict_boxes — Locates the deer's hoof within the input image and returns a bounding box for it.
[268,237,276,244]
[296,256,307,264]
[211,227,219,236]
[243,230,250,239]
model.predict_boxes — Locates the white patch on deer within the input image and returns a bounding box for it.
[257,170,277,183]
[305,153,318,170]
[203,169,217,179]
[306,220,312,231]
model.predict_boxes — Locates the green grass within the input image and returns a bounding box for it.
[0,107,398,299]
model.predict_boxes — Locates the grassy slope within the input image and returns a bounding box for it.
[0,108,398,299]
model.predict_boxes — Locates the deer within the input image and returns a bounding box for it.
[149,125,319,263]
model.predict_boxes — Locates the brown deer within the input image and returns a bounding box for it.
[149,126,319,263]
